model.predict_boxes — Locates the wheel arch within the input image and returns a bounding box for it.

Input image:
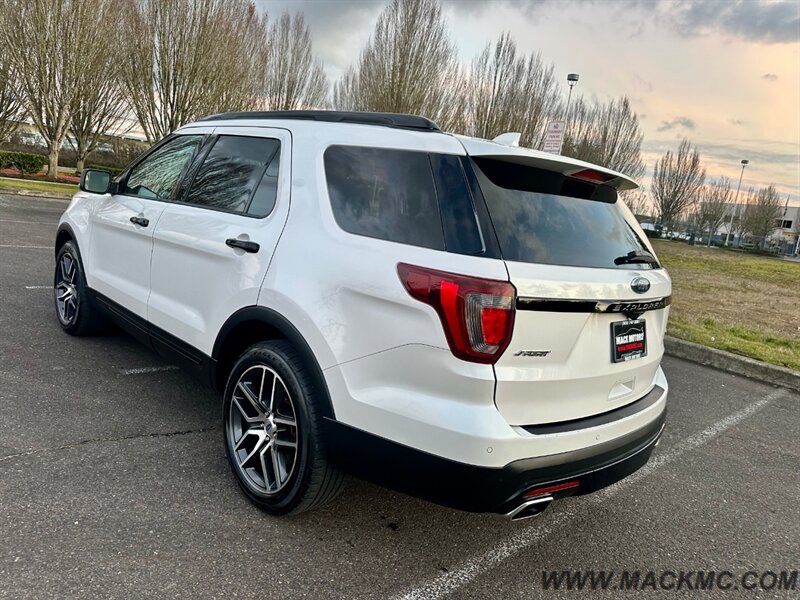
[212,306,335,419]
[55,223,77,257]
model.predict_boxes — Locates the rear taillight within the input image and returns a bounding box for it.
[397,263,516,364]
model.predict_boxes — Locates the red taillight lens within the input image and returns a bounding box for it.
[397,263,516,364]
[523,480,580,498]
[569,168,615,184]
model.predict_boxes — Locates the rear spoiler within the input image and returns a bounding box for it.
[453,134,639,192]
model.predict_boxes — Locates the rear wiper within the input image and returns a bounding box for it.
[614,250,660,267]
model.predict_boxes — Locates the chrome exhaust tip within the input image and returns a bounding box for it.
[505,495,554,521]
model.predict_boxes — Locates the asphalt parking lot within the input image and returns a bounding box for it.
[1,193,798,599]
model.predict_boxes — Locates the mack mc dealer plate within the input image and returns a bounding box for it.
[611,319,647,363]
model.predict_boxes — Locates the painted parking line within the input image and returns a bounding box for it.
[25,285,53,290]
[0,244,51,249]
[395,389,786,600]
[118,365,180,375]
[0,219,59,224]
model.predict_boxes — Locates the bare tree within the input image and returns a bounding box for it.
[731,185,754,246]
[257,13,328,110]
[460,32,561,147]
[651,138,706,230]
[696,177,732,246]
[0,41,21,143]
[68,0,131,172]
[621,188,653,219]
[333,0,460,129]
[0,0,94,177]
[739,184,783,249]
[562,96,645,180]
[120,0,266,143]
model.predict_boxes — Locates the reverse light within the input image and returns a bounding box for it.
[397,263,516,364]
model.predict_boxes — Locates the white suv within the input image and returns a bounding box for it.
[55,111,669,519]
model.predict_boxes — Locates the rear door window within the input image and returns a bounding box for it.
[183,135,280,216]
[472,158,655,269]
[324,146,445,250]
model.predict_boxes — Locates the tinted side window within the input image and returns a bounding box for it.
[324,146,444,250]
[124,135,203,200]
[184,135,280,215]
[430,154,484,255]
[247,149,280,217]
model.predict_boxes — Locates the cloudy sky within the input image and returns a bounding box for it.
[257,0,800,204]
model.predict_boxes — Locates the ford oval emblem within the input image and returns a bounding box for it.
[631,277,651,294]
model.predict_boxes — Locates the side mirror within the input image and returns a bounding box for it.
[79,169,112,194]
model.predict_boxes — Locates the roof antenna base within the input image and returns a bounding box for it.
[492,132,522,147]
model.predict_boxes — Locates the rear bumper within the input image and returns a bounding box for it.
[324,405,666,514]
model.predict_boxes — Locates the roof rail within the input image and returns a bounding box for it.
[199,110,441,132]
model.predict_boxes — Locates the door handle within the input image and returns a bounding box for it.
[130,216,149,227]
[225,238,260,253]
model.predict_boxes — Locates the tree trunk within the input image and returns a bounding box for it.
[76,139,86,173]
[47,146,59,179]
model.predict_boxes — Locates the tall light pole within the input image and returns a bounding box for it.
[560,73,579,154]
[565,73,579,119]
[724,159,749,247]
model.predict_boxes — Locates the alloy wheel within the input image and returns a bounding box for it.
[55,253,79,325]
[227,365,299,496]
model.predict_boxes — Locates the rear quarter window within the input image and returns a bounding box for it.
[323,145,445,250]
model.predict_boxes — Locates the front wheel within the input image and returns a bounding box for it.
[54,241,104,336]
[223,340,344,515]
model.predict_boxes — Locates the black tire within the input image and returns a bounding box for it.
[54,240,105,336]
[223,340,344,515]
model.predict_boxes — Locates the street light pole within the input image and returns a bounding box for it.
[561,73,579,154]
[724,159,749,247]
[565,73,579,120]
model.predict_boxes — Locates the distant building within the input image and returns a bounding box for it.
[770,205,800,255]
[717,203,799,254]
[1,117,147,146]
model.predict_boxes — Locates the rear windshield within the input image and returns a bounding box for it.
[472,158,655,269]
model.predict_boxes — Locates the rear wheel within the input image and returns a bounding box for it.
[54,241,104,336]
[223,340,344,514]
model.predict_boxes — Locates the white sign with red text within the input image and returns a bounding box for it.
[542,120,565,154]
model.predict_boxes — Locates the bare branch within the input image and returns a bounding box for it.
[696,177,732,245]
[120,0,266,143]
[68,0,132,172]
[257,12,329,110]
[333,0,459,129]
[563,96,645,180]
[0,0,95,177]
[621,188,653,219]
[0,38,22,142]
[461,32,561,147]
[739,184,784,248]
[651,138,706,229]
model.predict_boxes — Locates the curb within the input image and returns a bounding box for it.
[664,336,800,393]
[0,189,72,202]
